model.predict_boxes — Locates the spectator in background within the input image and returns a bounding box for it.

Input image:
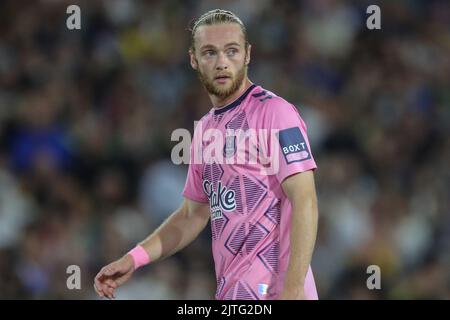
[0,0,448,299]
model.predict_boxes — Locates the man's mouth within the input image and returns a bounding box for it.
[215,75,231,80]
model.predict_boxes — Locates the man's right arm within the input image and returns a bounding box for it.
[94,198,210,299]
[136,198,211,263]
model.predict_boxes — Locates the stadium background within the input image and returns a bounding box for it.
[0,0,448,299]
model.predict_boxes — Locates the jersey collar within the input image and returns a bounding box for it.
[213,84,257,115]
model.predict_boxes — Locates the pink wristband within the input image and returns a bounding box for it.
[127,245,150,269]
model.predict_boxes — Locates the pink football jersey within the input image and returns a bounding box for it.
[182,84,318,300]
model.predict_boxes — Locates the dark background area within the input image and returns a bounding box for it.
[0,0,448,299]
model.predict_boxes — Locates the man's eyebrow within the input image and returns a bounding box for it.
[199,42,242,51]
[199,44,217,51]
[224,42,241,48]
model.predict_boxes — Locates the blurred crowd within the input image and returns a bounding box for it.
[0,0,449,299]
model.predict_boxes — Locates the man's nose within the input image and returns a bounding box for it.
[216,52,228,70]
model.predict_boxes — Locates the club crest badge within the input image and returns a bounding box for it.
[224,135,236,158]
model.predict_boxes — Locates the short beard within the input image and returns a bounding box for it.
[196,62,247,100]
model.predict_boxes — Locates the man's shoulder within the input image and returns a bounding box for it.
[249,86,300,118]
[194,108,215,127]
[191,111,213,138]
[199,111,213,122]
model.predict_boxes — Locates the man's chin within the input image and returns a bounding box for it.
[202,72,245,100]
[214,86,234,98]
[204,83,233,99]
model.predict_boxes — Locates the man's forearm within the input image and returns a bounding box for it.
[136,202,209,263]
[284,197,318,292]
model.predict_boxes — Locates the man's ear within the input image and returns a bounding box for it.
[189,49,198,70]
[245,44,251,66]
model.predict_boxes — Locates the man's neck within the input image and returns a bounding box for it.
[210,78,253,109]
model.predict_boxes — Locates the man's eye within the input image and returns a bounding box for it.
[227,48,238,55]
[204,50,216,56]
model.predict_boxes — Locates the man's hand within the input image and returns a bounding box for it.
[92,199,210,299]
[94,254,135,299]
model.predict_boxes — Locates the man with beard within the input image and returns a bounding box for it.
[94,9,319,300]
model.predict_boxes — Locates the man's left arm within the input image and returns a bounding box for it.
[280,170,318,300]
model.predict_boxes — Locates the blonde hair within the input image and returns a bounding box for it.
[189,9,249,51]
